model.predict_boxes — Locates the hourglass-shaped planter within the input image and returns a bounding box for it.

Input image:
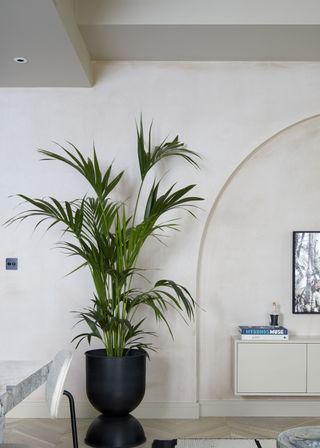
[85,349,146,448]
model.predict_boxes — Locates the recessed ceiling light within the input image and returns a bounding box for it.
[13,57,28,64]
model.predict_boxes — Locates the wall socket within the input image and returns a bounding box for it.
[6,258,18,270]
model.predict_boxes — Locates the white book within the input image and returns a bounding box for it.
[241,334,289,341]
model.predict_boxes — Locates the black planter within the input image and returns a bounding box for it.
[85,349,146,448]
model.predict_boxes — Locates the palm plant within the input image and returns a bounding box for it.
[7,119,203,356]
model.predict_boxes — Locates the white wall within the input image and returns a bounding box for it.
[199,115,320,416]
[1,62,320,417]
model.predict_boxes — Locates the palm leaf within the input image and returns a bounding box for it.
[7,117,203,356]
[39,144,124,200]
[136,118,200,181]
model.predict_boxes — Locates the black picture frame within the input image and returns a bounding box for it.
[293,231,320,314]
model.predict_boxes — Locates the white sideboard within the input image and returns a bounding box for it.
[233,336,320,396]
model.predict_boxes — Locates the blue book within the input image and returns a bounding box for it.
[239,325,288,335]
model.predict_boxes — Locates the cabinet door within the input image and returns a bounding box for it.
[307,344,320,393]
[237,343,306,394]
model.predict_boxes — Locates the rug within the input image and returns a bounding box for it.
[152,439,277,448]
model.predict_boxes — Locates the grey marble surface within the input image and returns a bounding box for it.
[0,416,4,443]
[0,360,51,443]
[277,426,320,447]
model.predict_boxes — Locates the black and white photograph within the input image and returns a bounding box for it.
[293,231,320,314]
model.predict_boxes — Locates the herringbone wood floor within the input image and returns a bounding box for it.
[4,417,320,447]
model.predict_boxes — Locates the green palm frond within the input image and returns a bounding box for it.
[136,117,200,181]
[126,279,196,336]
[7,118,203,356]
[144,181,203,222]
[39,143,124,200]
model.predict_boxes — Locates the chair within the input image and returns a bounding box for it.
[1,350,78,448]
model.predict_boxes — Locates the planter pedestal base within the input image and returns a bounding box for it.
[85,414,146,448]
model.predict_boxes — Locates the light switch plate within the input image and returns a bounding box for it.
[6,258,18,270]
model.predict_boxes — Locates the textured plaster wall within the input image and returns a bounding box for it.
[1,62,320,411]
[199,115,320,401]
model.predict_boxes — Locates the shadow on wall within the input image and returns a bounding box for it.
[197,114,320,400]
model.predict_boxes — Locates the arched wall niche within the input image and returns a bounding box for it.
[198,114,320,401]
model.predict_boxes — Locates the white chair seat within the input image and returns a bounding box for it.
[46,350,72,418]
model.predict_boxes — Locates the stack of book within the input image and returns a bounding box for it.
[239,325,289,340]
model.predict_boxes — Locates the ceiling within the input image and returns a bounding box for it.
[2,0,320,87]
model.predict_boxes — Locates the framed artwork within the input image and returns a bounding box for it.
[293,231,320,314]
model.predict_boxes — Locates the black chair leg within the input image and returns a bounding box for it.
[63,390,79,448]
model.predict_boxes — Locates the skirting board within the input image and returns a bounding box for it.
[200,400,320,417]
[6,400,200,419]
[7,399,320,419]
